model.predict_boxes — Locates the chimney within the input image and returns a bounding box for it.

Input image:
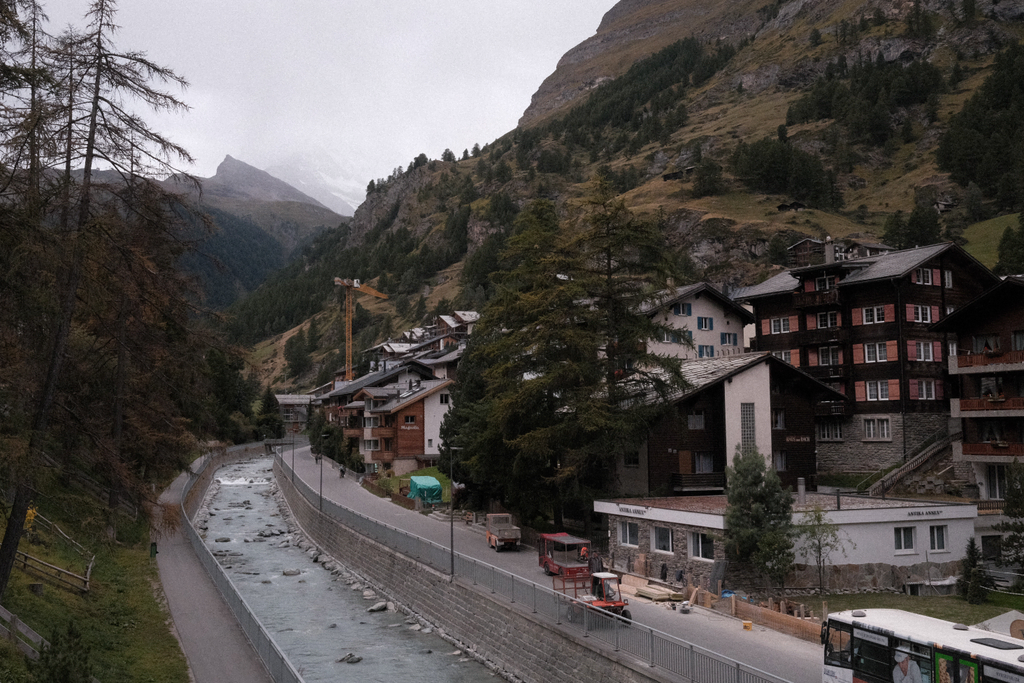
[825,236,834,264]
[797,478,806,506]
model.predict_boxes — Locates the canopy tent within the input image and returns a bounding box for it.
[407,476,442,504]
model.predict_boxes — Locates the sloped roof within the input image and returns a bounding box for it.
[360,379,453,413]
[932,275,1024,332]
[732,271,800,301]
[645,282,755,324]
[671,352,846,403]
[454,311,480,324]
[832,243,951,285]
[324,360,435,399]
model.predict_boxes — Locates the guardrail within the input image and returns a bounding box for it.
[276,452,790,683]
[181,444,303,683]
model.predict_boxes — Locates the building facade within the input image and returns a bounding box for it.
[645,283,755,360]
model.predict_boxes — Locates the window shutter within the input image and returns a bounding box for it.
[853,344,864,364]
[884,304,895,322]
[911,270,917,284]
[855,382,866,401]
[907,340,916,359]
[838,348,844,364]
[889,379,901,400]
[933,341,942,362]
[808,348,818,366]
[789,315,799,332]
[887,340,899,360]
[805,280,815,292]
[909,380,919,400]
[807,314,817,330]
[852,308,863,325]
[685,303,692,316]
[933,269,941,286]
[931,305,940,322]
[936,381,944,399]
[836,312,842,326]
[709,318,713,331]
[790,349,800,367]
[906,304,915,322]
[761,319,770,335]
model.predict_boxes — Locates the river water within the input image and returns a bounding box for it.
[198,457,501,682]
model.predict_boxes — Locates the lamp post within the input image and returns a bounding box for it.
[291,432,295,483]
[319,433,329,511]
[447,446,462,582]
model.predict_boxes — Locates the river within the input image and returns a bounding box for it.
[197,457,501,682]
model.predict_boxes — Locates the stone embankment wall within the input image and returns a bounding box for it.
[274,463,677,683]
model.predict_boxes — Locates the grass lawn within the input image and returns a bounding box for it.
[786,590,1021,626]
[963,213,1020,269]
[376,466,452,503]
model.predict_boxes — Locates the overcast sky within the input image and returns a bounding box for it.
[48,0,617,186]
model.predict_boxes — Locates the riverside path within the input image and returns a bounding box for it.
[281,443,824,683]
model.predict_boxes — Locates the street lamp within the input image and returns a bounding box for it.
[319,433,329,511]
[291,432,295,483]
[447,446,462,582]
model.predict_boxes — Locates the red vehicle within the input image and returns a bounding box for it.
[537,532,590,578]
[555,571,632,622]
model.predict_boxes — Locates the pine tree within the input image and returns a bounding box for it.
[724,446,794,564]
[995,458,1024,579]
[956,537,990,604]
[30,621,93,683]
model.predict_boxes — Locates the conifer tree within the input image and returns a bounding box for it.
[995,458,1024,582]
[956,537,990,604]
[724,446,794,564]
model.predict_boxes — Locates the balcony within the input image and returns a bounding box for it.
[961,442,1024,457]
[793,289,840,308]
[343,427,362,439]
[959,397,1024,412]
[671,472,726,492]
[955,350,1024,369]
[815,401,850,417]
[803,327,848,345]
[370,426,397,439]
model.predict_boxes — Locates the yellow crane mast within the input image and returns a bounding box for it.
[333,277,388,381]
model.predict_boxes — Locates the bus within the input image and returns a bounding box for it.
[822,609,1024,683]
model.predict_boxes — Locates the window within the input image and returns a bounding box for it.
[771,350,792,363]
[944,270,953,288]
[930,525,947,551]
[404,415,416,424]
[690,531,714,560]
[619,521,639,546]
[363,416,380,428]
[773,450,787,471]
[363,439,380,451]
[819,420,843,441]
[894,527,915,551]
[862,306,886,324]
[694,451,714,473]
[817,311,839,328]
[697,317,714,330]
[816,275,836,291]
[427,438,433,448]
[915,267,932,285]
[974,334,1000,353]
[772,409,786,430]
[915,341,934,362]
[720,332,738,346]
[439,393,450,404]
[698,345,715,358]
[948,341,958,358]
[1014,331,1024,351]
[770,317,790,334]
[918,379,936,400]
[946,305,955,315]
[979,419,1003,443]
[988,465,1007,499]
[865,342,887,363]
[980,376,1003,398]
[624,450,640,468]
[740,403,756,452]
[688,410,705,430]
[819,345,841,366]
[866,381,889,401]
[653,526,673,553]
[913,305,932,323]
[864,417,891,440]
[672,302,691,316]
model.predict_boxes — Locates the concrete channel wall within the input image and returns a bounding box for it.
[274,462,686,683]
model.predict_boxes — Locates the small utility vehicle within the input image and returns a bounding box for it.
[556,571,632,622]
[485,513,521,551]
[537,532,590,578]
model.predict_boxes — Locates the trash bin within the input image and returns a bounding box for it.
[150,541,158,558]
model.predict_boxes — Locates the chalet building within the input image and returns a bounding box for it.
[645,283,755,360]
[735,243,999,475]
[349,378,453,475]
[595,492,975,593]
[933,276,1024,559]
[616,352,845,496]
[787,237,894,268]
[275,394,310,433]
[317,361,437,429]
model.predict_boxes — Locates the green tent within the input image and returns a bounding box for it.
[407,476,442,504]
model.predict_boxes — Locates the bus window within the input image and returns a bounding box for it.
[894,640,932,683]
[853,635,891,681]
[825,623,853,667]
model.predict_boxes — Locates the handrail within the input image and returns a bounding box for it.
[866,430,959,496]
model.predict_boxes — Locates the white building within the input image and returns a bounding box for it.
[645,283,755,360]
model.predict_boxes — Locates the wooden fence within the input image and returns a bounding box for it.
[14,551,91,593]
[0,603,46,659]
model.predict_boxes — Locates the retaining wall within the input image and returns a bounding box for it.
[274,462,679,683]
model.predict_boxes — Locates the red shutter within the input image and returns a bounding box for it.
[932,305,940,322]
[808,348,818,366]
[838,348,844,364]
[852,308,863,325]
[836,312,842,327]
[855,382,866,401]
[909,380,919,400]
[807,314,817,330]
[853,344,864,364]
[889,379,901,400]
[884,304,895,322]
[936,381,944,399]
[887,340,899,361]
[911,270,917,284]
[906,304,915,322]
[789,315,799,332]
[933,269,941,286]
[790,349,800,367]
[933,341,942,362]
[805,280,815,292]
[907,340,917,359]
[761,319,770,335]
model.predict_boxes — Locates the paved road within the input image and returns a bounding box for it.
[282,445,824,683]
[155,469,273,683]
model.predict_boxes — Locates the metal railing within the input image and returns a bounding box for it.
[181,444,303,683]
[276,453,790,683]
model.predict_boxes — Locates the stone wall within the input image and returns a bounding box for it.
[274,463,678,683]
[817,413,947,473]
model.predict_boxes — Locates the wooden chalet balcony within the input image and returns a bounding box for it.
[370,426,397,438]
[959,397,1024,412]
[977,500,1005,515]
[671,472,726,491]
[803,327,848,345]
[343,427,363,438]
[961,442,1024,457]
[815,401,850,417]
[793,289,840,308]
[956,350,1024,368]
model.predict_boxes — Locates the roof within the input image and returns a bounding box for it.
[932,275,1024,332]
[671,352,846,403]
[599,491,974,516]
[324,361,436,399]
[275,394,311,405]
[358,378,453,413]
[646,282,755,325]
[732,271,800,301]
[454,311,480,324]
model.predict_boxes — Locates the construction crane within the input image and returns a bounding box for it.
[333,277,388,381]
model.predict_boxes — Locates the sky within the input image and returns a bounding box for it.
[47,0,618,191]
